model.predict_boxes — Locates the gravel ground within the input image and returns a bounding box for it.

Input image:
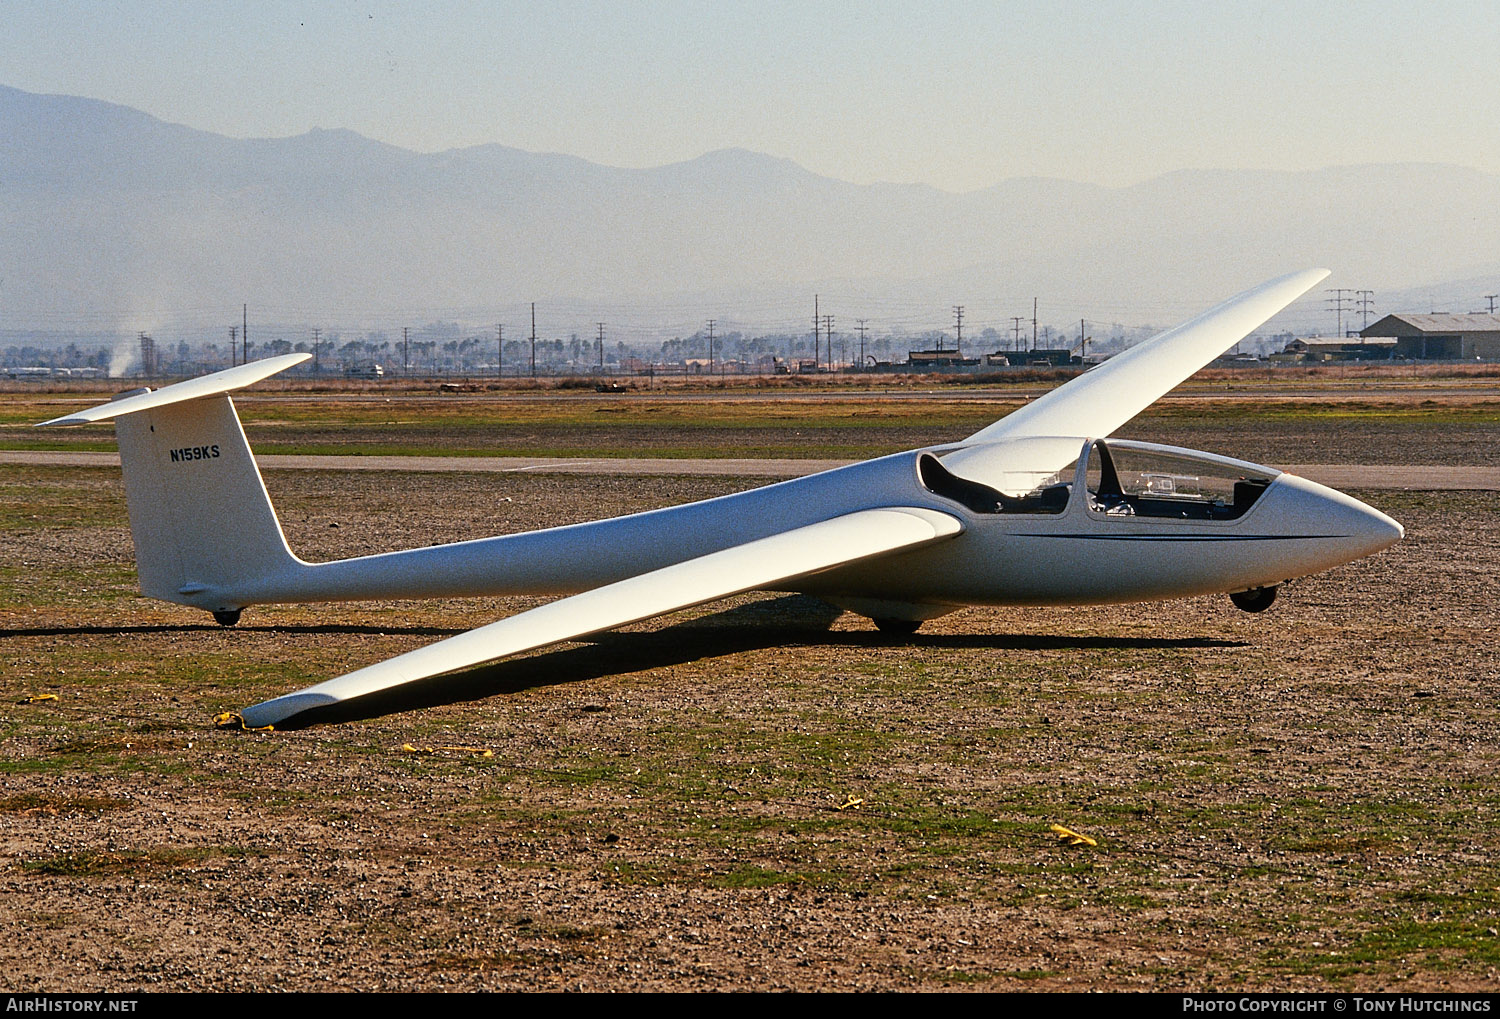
[0,461,1496,992]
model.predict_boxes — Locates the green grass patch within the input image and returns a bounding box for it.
[0,792,133,815]
[1267,919,1500,979]
[21,847,201,877]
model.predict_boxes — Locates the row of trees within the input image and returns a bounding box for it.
[4,317,1173,376]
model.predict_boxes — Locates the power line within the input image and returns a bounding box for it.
[1325,288,1354,337]
[812,295,819,370]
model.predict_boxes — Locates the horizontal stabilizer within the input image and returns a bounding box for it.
[37,354,311,427]
[238,506,963,727]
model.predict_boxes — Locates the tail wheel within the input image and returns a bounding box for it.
[212,609,243,627]
[873,617,922,635]
[1230,586,1278,613]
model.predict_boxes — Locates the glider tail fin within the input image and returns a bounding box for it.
[37,354,310,616]
[113,393,299,612]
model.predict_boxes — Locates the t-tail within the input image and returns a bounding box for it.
[37,354,311,624]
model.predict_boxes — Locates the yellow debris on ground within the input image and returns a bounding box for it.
[1050,823,1097,847]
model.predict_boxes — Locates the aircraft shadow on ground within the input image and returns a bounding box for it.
[275,595,1248,728]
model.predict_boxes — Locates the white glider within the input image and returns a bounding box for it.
[39,268,1402,726]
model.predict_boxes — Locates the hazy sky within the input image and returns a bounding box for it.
[5,0,1498,192]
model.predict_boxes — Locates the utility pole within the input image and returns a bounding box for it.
[597,322,606,371]
[1356,290,1376,330]
[402,327,409,375]
[228,326,238,367]
[1486,295,1498,315]
[1326,288,1354,337]
[953,305,964,357]
[706,319,716,374]
[856,319,867,370]
[812,295,819,371]
[1011,317,1024,353]
[1032,298,1038,352]
[497,323,503,377]
[242,305,248,365]
[822,314,834,370]
[312,328,320,374]
[529,303,537,378]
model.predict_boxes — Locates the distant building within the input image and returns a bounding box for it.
[1019,348,1078,367]
[1272,337,1397,362]
[907,348,979,368]
[1360,313,1500,359]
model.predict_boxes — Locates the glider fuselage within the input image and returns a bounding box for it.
[208,437,1400,616]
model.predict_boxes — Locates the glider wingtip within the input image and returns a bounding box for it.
[1265,266,1330,289]
[238,691,342,729]
[1246,267,1331,306]
[1291,266,1333,289]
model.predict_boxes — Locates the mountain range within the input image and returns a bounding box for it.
[5,83,1500,340]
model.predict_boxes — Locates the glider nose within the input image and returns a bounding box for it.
[1269,473,1403,563]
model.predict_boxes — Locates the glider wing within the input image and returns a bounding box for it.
[239,506,963,726]
[966,268,1329,443]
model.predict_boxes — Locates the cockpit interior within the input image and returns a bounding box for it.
[919,439,1279,520]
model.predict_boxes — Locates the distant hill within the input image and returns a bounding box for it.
[5,83,1500,338]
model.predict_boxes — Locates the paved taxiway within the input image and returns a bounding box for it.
[3,450,1494,490]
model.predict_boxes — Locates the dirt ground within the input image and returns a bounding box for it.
[1,452,1498,990]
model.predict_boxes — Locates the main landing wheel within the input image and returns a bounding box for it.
[873,617,922,635]
[212,609,243,627]
[1229,586,1278,613]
